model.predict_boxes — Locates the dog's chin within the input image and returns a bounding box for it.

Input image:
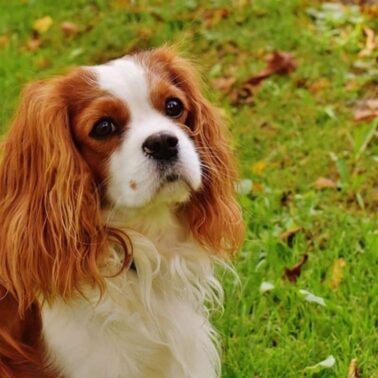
[152,177,192,206]
[108,177,193,214]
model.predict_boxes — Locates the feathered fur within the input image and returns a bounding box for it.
[0,47,244,377]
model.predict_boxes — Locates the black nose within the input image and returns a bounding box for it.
[142,132,179,161]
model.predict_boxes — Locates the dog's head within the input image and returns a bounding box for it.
[0,47,244,312]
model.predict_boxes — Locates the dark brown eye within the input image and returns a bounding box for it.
[165,98,183,118]
[90,118,118,139]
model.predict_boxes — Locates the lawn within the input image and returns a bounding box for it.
[0,0,377,377]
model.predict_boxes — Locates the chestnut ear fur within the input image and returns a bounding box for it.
[141,47,245,256]
[0,77,108,315]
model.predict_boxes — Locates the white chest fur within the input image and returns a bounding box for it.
[41,217,223,378]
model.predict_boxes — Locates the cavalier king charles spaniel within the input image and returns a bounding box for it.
[0,47,244,378]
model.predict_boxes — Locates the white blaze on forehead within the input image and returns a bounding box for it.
[90,58,151,119]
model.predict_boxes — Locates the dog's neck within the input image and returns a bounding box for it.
[104,203,189,252]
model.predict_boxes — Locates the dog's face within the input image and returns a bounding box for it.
[73,57,202,209]
[0,47,244,312]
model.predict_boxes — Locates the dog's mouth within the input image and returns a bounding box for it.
[164,173,180,183]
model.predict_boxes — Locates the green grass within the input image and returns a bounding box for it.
[1,0,377,376]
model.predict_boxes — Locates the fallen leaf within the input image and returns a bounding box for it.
[260,281,275,293]
[230,84,257,105]
[61,21,79,36]
[211,76,235,94]
[305,355,335,371]
[314,177,337,190]
[245,51,297,86]
[284,254,308,283]
[0,35,9,47]
[280,226,302,244]
[354,108,378,122]
[359,27,376,57]
[348,358,360,378]
[33,16,53,34]
[330,258,346,289]
[234,51,297,105]
[299,289,326,306]
[365,99,378,108]
[354,98,378,122]
[26,37,42,51]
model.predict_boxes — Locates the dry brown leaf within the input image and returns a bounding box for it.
[0,35,9,47]
[330,258,346,289]
[212,76,236,94]
[266,51,297,75]
[26,37,42,51]
[61,21,79,36]
[246,51,297,86]
[33,16,53,34]
[348,358,360,378]
[284,254,308,283]
[231,83,259,105]
[233,51,297,105]
[359,27,376,57]
[314,177,337,190]
[354,108,378,122]
[353,98,378,121]
[365,98,378,108]
[280,226,303,242]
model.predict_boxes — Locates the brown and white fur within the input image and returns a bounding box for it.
[0,47,244,378]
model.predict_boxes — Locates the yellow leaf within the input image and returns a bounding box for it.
[348,358,360,378]
[330,258,346,289]
[33,16,53,34]
[359,27,376,57]
[251,160,267,175]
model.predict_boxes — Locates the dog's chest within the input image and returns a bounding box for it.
[41,233,221,378]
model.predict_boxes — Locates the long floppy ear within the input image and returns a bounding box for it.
[145,47,245,256]
[0,78,107,314]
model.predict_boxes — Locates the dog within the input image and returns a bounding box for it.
[0,47,244,378]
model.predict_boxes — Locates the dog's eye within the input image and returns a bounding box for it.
[90,118,118,139]
[165,98,183,118]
